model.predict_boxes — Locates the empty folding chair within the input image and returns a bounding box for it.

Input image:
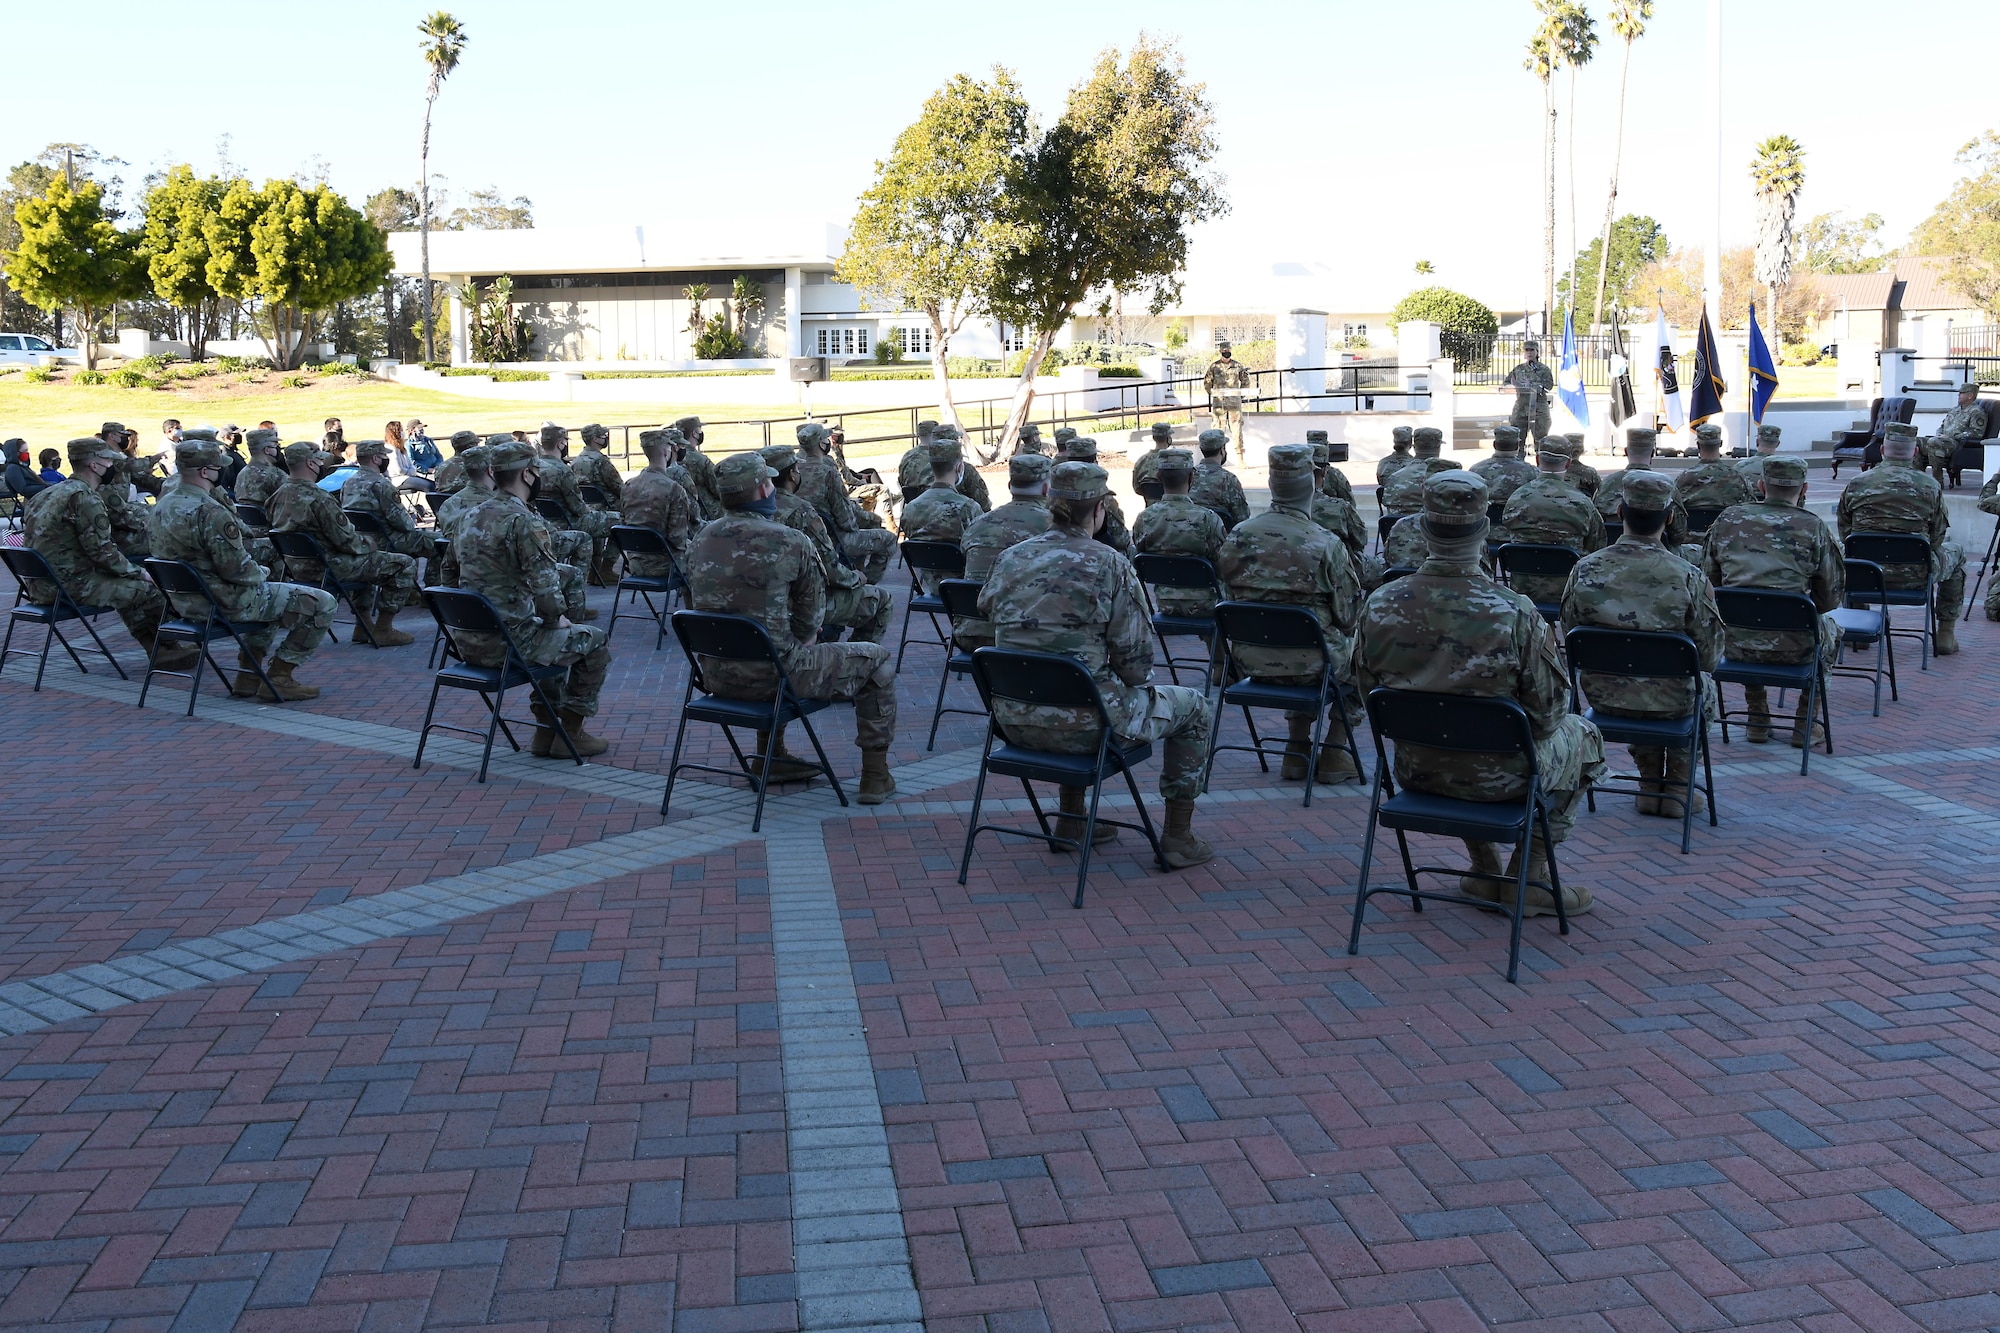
[1204,601,1364,808]
[1830,558,1896,716]
[606,524,684,651]
[267,529,380,646]
[414,587,583,782]
[925,579,988,750]
[0,547,130,690]
[1843,532,1936,669]
[893,540,964,670]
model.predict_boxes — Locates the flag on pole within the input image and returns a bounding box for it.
[1686,306,1727,428]
[1747,302,1779,424]
[1607,307,1637,426]
[1556,310,1590,428]
[1652,305,1685,432]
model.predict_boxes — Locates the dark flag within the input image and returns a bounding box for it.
[1687,306,1727,428]
[1607,308,1638,426]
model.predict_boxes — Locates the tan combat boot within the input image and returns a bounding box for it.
[745,726,821,782]
[1659,751,1707,816]
[556,710,610,757]
[137,632,198,672]
[1459,840,1505,905]
[1743,685,1771,743]
[1056,785,1118,846]
[1504,839,1594,918]
[368,609,415,648]
[1314,738,1360,784]
[231,651,266,697]
[258,658,321,701]
[1935,619,1959,656]
[1280,716,1313,781]
[1160,798,1216,869]
[1631,746,1666,816]
[857,747,896,805]
[1789,691,1826,750]
[571,603,600,622]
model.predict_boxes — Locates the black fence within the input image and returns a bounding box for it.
[1455,332,1624,390]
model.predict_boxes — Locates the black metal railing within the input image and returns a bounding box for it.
[1455,332,1621,390]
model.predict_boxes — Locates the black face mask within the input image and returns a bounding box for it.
[524,471,542,501]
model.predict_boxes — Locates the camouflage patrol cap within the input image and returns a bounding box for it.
[1267,444,1314,478]
[927,437,964,466]
[1049,461,1109,502]
[1391,425,1414,446]
[488,441,537,473]
[796,422,829,449]
[1155,448,1194,476]
[716,450,777,499]
[1017,423,1043,444]
[673,415,703,436]
[280,441,323,470]
[449,429,481,451]
[1535,436,1574,459]
[1197,428,1228,454]
[460,444,493,472]
[1412,426,1445,457]
[1059,436,1099,462]
[1761,456,1807,486]
[638,428,672,452]
[537,423,566,449]
[100,421,127,438]
[1619,471,1675,512]
[1310,442,1329,466]
[1421,470,1490,531]
[1305,429,1329,444]
[1756,423,1781,442]
[1883,421,1917,440]
[1007,453,1053,488]
[353,438,390,461]
[760,444,800,473]
[1693,422,1723,446]
[1564,432,1585,446]
[916,419,939,436]
[1054,426,1079,446]
[1625,427,1659,452]
[1150,422,1173,443]
[180,427,218,443]
[934,423,963,441]
[67,436,123,468]
[246,427,279,450]
[176,439,228,471]
[580,423,609,445]
[485,433,516,449]
[1523,340,1542,353]
[1492,424,1524,448]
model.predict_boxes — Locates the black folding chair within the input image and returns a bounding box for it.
[342,508,391,541]
[421,491,453,525]
[894,540,964,670]
[957,648,1166,909]
[1831,558,1896,716]
[1684,507,1726,537]
[1345,689,1570,985]
[1601,519,1623,543]
[1204,601,1363,808]
[414,587,582,782]
[0,547,129,690]
[138,558,282,716]
[1566,627,1716,854]
[579,483,611,508]
[1495,543,1581,623]
[1843,532,1935,670]
[1381,566,1418,582]
[267,529,381,647]
[1713,587,1830,775]
[233,501,270,532]
[1135,479,1164,505]
[926,579,987,751]
[606,524,684,651]
[1375,512,1399,553]
[533,497,572,526]
[663,611,848,832]
[1132,554,1221,687]
[1967,515,1999,621]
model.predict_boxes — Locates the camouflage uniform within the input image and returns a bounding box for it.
[267,470,418,616]
[957,455,1053,648]
[1836,451,1967,625]
[1501,352,1555,444]
[1674,456,1756,514]
[1379,456,1455,517]
[796,424,896,583]
[899,439,985,594]
[1980,467,2000,619]
[1203,349,1253,461]
[1594,464,1690,552]
[570,436,626,505]
[897,423,989,512]
[1014,423,1048,456]
[235,458,286,509]
[536,450,619,570]
[1306,432,1356,506]
[1353,471,1605,843]
[1382,514,1429,571]
[618,459,698,578]
[1468,425,1538,542]
[339,461,432,562]
[1500,445,1609,605]
[978,467,1214,802]
[672,419,725,522]
[1189,434,1250,530]
[1131,454,1225,617]
[1375,426,1415,487]
[1700,459,1843,670]
[683,459,897,750]
[433,460,496,589]
[1129,423,1176,503]
[1218,445,1363,736]
[146,468,334,668]
[455,489,611,718]
[765,446,891,644]
[1561,435,1601,498]
[1929,397,1987,474]
[433,430,482,495]
[102,459,152,558]
[1735,423,1783,484]
[21,440,169,646]
[1058,437,1132,557]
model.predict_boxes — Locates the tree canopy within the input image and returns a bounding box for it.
[1559,214,1667,320]
[1391,287,1498,368]
[1914,132,2000,315]
[207,178,393,368]
[3,177,143,367]
[140,165,230,358]
[1799,211,1887,275]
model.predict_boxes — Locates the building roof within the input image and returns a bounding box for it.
[386,219,845,278]
[1801,255,1977,314]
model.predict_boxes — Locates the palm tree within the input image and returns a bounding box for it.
[1589,2,1652,335]
[1524,2,1569,336]
[1558,4,1597,328]
[1751,135,1807,336]
[417,11,468,363]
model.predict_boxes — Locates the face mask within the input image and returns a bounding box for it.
[743,495,778,518]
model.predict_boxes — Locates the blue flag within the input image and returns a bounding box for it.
[1747,302,1779,424]
[1556,310,1589,428]
[1687,307,1727,428]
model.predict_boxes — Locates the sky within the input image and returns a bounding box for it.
[8,0,1994,312]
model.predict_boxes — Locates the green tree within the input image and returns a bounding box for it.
[985,37,1227,459]
[417,10,468,361]
[139,165,231,360]
[1914,132,2000,315]
[1590,0,1653,333]
[1750,134,1806,329]
[1558,214,1667,323]
[3,178,142,367]
[1,143,126,340]
[1413,259,1435,275]
[1799,210,1886,274]
[207,179,392,368]
[447,186,532,230]
[1557,3,1597,321]
[839,68,1031,429]
[729,273,766,345]
[1390,287,1499,370]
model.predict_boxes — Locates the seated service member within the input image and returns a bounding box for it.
[1836,420,1964,655]
[956,452,1054,651]
[266,442,418,646]
[1132,448,1225,620]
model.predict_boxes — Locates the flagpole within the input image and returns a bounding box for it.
[1705,0,1723,339]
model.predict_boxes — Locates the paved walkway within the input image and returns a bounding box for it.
[2,564,2000,1332]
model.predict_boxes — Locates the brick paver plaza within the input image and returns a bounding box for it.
[3,554,2000,1333]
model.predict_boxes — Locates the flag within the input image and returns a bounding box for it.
[1747,302,1779,424]
[1686,306,1727,428]
[1606,307,1637,426]
[1652,305,1685,432]
[1556,310,1590,428]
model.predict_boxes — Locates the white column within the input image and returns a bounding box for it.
[1427,357,1455,439]
[1880,347,1916,398]
[448,281,470,365]
[1397,321,1441,393]
[784,266,802,359]
[1279,309,1326,407]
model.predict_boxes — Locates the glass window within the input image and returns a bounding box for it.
[1354,323,1367,342]
[0,336,19,350]
[815,328,830,355]
[23,336,51,351]
[856,328,869,354]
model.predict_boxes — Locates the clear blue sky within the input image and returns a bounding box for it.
[9,0,1991,307]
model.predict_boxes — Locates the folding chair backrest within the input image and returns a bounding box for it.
[1382,566,1417,582]
[937,578,984,620]
[143,557,221,613]
[609,523,669,556]
[234,502,269,528]
[343,507,388,536]
[1843,558,1886,602]
[900,540,965,577]
[533,496,570,525]
[1844,532,1931,575]
[1136,480,1164,504]
[268,529,329,567]
[0,545,58,588]
[579,484,610,507]
[422,586,508,637]
[968,647,1111,723]
[671,610,783,672]
[1564,626,1701,682]
[1376,513,1399,545]
[1366,688,1537,766]
[1133,553,1217,593]
[1713,586,1818,632]
[1214,600,1328,653]
[1684,507,1726,536]
[1496,543,1581,580]
[422,492,451,520]
[1602,520,1623,542]
[1486,501,1506,527]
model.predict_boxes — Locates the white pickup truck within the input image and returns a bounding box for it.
[0,333,83,364]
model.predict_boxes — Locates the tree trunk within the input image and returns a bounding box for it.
[993,327,1058,463]
[925,306,961,434]
[1543,77,1556,336]
[1590,40,1635,337]
[420,92,436,364]
[80,305,98,371]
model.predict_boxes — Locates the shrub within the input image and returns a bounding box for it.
[316,360,372,377]
[123,353,176,374]
[73,369,107,385]
[692,312,749,360]
[107,367,156,389]
[21,367,55,383]
[215,355,271,373]
[872,336,902,364]
[437,367,548,381]
[1098,365,1141,378]
[1390,286,1498,368]
[281,374,310,389]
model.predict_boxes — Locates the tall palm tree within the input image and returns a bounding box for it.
[417,11,468,363]
[1751,135,1807,335]
[1590,1,1652,335]
[1558,4,1597,328]
[1525,5,1564,335]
